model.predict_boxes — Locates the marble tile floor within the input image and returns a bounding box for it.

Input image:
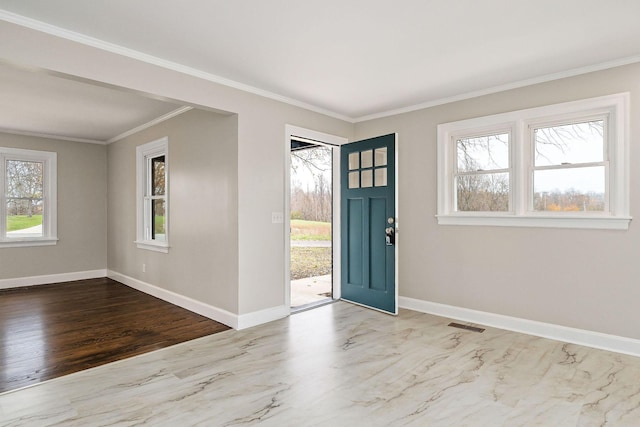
[1,302,640,426]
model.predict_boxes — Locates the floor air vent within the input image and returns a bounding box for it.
[448,322,485,333]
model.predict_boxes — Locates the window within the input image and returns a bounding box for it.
[532,119,606,212]
[136,137,169,252]
[0,147,57,247]
[455,132,510,212]
[437,93,630,229]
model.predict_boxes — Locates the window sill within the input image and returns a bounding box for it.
[135,241,169,253]
[0,238,58,248]
[436,214,632,230]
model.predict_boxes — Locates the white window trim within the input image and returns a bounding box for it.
[135,137,169,253]
[437,93,631,230]
[0,147,58,247]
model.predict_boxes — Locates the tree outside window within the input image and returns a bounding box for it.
[0,147,57,246]
[6,160,44,236]
[437,93,629,229]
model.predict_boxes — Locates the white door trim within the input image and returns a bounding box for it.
[284,125,348,311]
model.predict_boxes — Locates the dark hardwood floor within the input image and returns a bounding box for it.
[0,277,230,393]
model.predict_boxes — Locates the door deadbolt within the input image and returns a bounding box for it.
[385,226,395,246]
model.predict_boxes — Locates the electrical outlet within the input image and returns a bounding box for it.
[142,263,146,273]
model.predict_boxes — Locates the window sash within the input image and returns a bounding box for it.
[530,115,608,166]
[454,171,511,213]
[528,116,610,215]
[143,195,166,241]
[452,130,512,213]
[455,132,511,173]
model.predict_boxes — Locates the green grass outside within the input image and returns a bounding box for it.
[7,215,42,232]
[154,215,165,233]
[290,247,331,280]
[290,219,331,241]
[150,217,328,239]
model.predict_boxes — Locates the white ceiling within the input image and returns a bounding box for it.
[1,0,640,139]
[0,63,184,143]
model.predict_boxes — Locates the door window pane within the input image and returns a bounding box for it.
[534,120,604,167]
[375,168,387,187]
[348,171,360,189]
[361,150,373,168]
[361,170,373,188]
[374,148,387,166]
[348,152,359,170]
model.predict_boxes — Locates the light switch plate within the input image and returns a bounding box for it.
[271,212,284,224]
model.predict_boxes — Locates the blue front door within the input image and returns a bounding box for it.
[341,134,396,314]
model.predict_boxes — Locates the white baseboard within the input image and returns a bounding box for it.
[399,296,640,358]
[1,268,288,331]
[236,305,290,330]
[107,270,239,329]
[0,269,107,290]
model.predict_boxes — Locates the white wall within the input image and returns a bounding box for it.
[0,133,107,282]
[355,63,640,340]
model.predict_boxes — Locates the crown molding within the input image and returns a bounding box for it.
[0,10,354,123]
[107,106,192,143]
[2,10,639,126]
[354,55,640,122]
[0,127,106,144]
[0,107,193,145]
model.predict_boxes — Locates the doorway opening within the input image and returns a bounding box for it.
[290,138,333,311]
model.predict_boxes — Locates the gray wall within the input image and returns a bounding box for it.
[0,133,107,279]
[0,20,355,317]
[107,109,239,313]
[355,62,640,339]
[6,19,639,340]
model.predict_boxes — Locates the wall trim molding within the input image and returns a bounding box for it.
[2,10,639,124]
[107,270,238,329]
[107,106,192,144]
[108,270,288,330]
[0,10,353,123]
[355,55,640,122]
[1,268,290,331]
[236,305,290,330]
[0,269,107,290]
[399,296,640,358]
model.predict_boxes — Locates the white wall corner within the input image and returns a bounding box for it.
[107,270,238,329]
[399,296,640,358]
[0,269,107,290]
[236,305,290,330]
